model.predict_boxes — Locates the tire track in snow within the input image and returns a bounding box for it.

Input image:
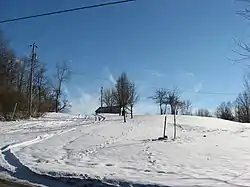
[5,117,94,136]
[2,121,42,134]
[1,127,77,153]
[1,134,53,152]
[0,121,89,186]
[2,149,126,187]
[2,149,71,186]
[1,117,96,154]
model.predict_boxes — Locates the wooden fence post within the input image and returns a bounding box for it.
[163,115,167,138]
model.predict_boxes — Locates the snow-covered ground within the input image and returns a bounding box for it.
[0,113,250,187]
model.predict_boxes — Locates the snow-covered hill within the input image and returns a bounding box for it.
[0,113,250,187]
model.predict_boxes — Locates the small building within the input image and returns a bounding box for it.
[95,106,121,114]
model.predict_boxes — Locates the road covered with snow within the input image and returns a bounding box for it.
[0,113,250,187]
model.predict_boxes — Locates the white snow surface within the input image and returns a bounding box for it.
[0,113,250,187]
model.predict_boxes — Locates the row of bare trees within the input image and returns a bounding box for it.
[216,75,250,123]
[102,72,139,122]
[0,31,71,120]
[150,88,212,117]
[150,88,192,115]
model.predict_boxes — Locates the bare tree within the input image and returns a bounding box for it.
[128,82,139,119]
[165,88,181,115]
[231,0,250,123]
[165,88,181,139]
[0,32,26,119]
[195,108,212,117]
[233,73,250,122]
[53,61,70,113]
[33,63,48,113]
[115,72,130,122]
[150,88,167,115]
[16,57,29,93]
[179,100,192,115]
[233,1,250,64]
[103,88,116,108]
[150,87,181,139]
[216,101,235,121]
[235,91,250,122]
[59,97,71,113]
[0,33,16,91]
[237,0,250,20]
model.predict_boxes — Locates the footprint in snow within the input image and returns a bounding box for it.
[157,171,176,175]
[87,163,98,166]
[105,164,114,167]
[157,171,166,174]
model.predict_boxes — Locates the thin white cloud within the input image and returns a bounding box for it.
[109,74,116,85]
[104,67,116,84]
[144,69,164,77]
[184,72,195,78]
[194,80,204,93]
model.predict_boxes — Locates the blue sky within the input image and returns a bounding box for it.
[1,0,250,114]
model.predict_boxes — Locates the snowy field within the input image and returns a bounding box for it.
[0,113,250,187]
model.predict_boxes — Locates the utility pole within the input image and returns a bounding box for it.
[28,43,37,117]
[101,86,103,113]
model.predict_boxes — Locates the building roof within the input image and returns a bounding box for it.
[95,106,121,114]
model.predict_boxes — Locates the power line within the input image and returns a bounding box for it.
[69,71,240,96]
[70,70,109,81]
[183,90,238,96]
[0,0,135,24]
[71,72,239,96]
[144,84,239,96]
